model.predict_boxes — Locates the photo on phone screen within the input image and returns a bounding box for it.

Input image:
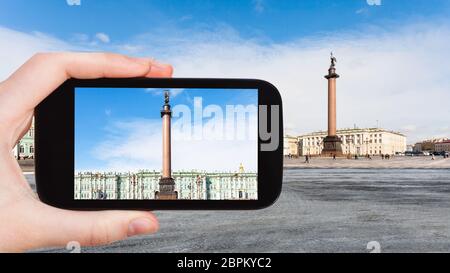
[74,88,258,201]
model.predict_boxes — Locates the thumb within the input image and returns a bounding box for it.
[31,202,159,249]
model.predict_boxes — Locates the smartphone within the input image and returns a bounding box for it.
[35,78,283,210]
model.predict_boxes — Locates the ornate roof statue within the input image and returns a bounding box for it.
[164,91,170,105]
[330,52,337,68]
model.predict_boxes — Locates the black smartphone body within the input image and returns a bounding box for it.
[35,78,283,210]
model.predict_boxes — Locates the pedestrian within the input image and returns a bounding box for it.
[431,154,435,160]
[333,154,336,160]
[381,154,384,160]
[305,155,309,164]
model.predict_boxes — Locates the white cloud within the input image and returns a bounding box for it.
[0,26,74,81]
[95,32,110,43]
[89,114,258,173]
[152,23,450,144]
[401,125,417,132]
[117,44,145,53]
[1,21,450,145]
[69,32,110,46]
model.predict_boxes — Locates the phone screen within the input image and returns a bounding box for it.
[74,87,258,201]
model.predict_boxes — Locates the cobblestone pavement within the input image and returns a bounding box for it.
[27,168,450,253]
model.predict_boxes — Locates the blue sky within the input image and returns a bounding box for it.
[1,0,450,144]
[75,88,258,172]
[1,0,449,46]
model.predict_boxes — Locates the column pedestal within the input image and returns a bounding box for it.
[157,177,177,200]
[321,135,343,157]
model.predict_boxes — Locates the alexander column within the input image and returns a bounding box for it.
[157,91,177,200]
[321,53,343,157]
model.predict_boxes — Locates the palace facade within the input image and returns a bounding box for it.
[12,118,35,159]
[284,135,300,157]
[434,140,450,153]
[75,170,258,200]
[284,128,406,156]
[414,138,449,153]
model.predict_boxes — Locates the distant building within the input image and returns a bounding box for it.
[75,170,258,200]
[414,138,448,153]
[406,144,414,152]
[288,128,406,156]
[283,135,299,157]
[435,140,450,153]
[13,119,34,159]
[413,143,422,152]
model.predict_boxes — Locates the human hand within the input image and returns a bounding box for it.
[0,52,173,252]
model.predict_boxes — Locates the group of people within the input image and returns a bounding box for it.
[431,153,449,160]
[304,155,310,163]
[352,154,374,160]
[303,153,397,161]
[351,154,393,160]
[298,153,449,164]
[304,154,336,163]
[299,153,448,163]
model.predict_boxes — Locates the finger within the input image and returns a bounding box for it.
[27,202,159,250]
[145,59,174,78]
[0,147,35,192]
[0,52,173,118]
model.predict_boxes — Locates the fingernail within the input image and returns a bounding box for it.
[127,218,158,237]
